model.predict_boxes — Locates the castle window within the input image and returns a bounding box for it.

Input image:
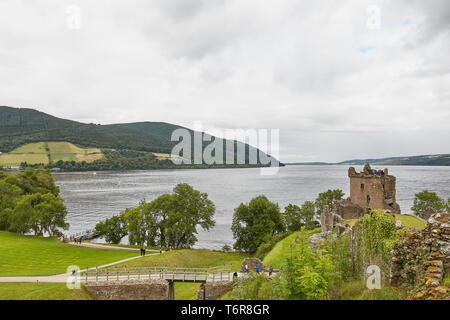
[366,195,370,205]
[361,184,364,192]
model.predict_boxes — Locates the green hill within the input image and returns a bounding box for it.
[0,106,279,169]
[286,154,450,166]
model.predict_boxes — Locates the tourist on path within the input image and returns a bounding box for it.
[256,264,260,273]
[245,264,249,273]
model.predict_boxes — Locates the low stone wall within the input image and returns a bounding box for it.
[84,279,170,300]
[197,281,234,300]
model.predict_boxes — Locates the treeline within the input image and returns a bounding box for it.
[0,168,69,237]
[19,149,270,172]
[95,183,216,248]
[231,189,345,255]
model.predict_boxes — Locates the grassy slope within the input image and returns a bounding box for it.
[263,229,321,269]
[345,214,426,230]
[0,141,103,166]
[0,232,138,276]
[111,249,247,272]
[0,283,93,300]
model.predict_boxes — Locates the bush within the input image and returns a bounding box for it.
[230,273,282,300]
[222,244,232,253]
[255,233,289,260]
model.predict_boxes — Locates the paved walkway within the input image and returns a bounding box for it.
[68,241,160,252]
[0,253,159,283]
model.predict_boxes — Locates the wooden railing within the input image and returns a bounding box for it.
[81,265,233,283]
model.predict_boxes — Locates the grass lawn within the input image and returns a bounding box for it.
[175,283,202,300]
[0,232,139,276]
[263,228,321,269]
[112,249,248,272]
[345,214,426,230]
[0,283,93,300]
[395,214,426,229]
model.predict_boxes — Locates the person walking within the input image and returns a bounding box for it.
[245,264,249,273]
[256,264,260,274]
[269,265,273,276]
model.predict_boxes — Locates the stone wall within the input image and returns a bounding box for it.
[197,281,234,300]
[84,279,171,300]
[390,213,450,299]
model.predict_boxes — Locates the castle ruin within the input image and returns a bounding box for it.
[348,163,400,214]
[320,163,401,233]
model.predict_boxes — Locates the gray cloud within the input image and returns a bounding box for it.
[0,0,449,162]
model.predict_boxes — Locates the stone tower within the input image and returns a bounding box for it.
[348,163,400,214]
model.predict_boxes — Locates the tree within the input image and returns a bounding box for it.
[411,190,446,218]
[315,189,345,216]
[284,201,320,232]
[232,196,285,253]
[95,215,127,244]
[164,183,216,248]
[119,183,216,248]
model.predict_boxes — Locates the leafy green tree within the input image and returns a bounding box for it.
[164,183,216,248]
[95,215,128,244]
[35,193,69,237]
[232,196,285,253]
[123,205,149,247]
[315,189,345,215]
[411,190,446,218]
[8,195,33,234]
[119,184,215,248]
[284,201,320,232]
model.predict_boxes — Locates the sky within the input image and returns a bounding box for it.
[0,0,449,162]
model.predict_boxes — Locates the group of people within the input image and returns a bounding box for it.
[140,248,146,256]
[244,263,274,276]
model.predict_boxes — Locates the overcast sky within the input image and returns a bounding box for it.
[0,0,449,162]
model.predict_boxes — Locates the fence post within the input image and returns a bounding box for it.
[96,267,98,282]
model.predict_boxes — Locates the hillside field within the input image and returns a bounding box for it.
[0,142,103,166]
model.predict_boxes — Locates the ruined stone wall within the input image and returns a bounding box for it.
[197,281,234,300]
[390,213,450,299]
[84,279,170,300]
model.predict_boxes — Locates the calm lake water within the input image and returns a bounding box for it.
[53,165,450,249]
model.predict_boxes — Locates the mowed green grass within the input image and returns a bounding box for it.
[0,283,94,300]
[0,232,139,276]
[174,283,202,300]
[263,228,321,269]
[112,249,248,272]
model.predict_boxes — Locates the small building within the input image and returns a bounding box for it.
[348,163,400,214]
